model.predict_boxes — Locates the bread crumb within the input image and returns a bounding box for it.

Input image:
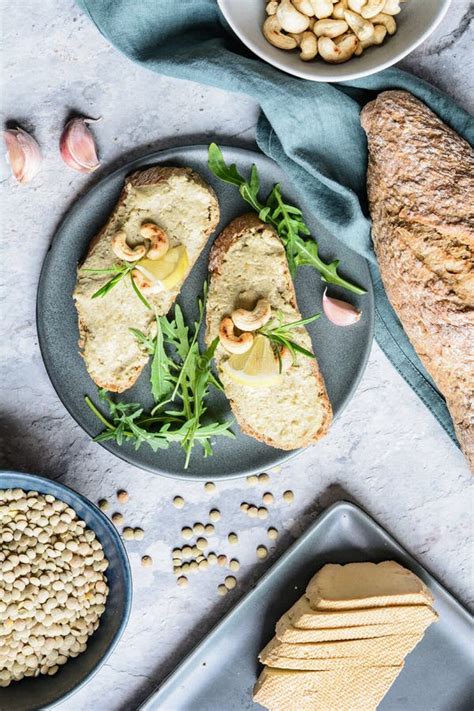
[98,499,109,512]
[204,482,216,493]
[117,490,129,503]
[228,532,238,545]
[141,555,153,567]
[283,490,294,503]
[257,545,268,559]
[173,496,185,509]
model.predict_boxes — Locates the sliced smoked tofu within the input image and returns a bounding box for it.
[287,595,437,628]
[253,665,404,711]
[306,561,434,610]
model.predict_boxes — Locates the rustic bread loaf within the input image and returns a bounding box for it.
[74,166,219,392]
[361,90,474,469]
[205,213,332,450]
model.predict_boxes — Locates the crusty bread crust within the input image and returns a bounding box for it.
[361,91,474,469]
[207,213,332,449]
[75,166,219,392]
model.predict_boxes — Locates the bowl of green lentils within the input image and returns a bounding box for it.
[0,470,132,710]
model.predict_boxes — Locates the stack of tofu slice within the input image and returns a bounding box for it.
[253,561,438,711]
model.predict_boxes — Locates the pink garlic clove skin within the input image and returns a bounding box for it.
[323,288,361,326]
[4,127,42,183]
[59,117,101,173]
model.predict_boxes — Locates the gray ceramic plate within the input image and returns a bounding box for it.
[37,145,373,479]
[140,502,473,711]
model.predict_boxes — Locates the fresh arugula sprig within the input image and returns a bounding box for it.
[85,286,234,469]
[257,312,320,370]
[208,143,365,296]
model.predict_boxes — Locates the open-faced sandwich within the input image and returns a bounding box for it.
[74,166,219,392]
[206,213,333,450]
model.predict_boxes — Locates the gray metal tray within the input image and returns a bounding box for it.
[140,502,473,711]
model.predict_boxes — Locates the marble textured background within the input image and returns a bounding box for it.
[1,1,473,709]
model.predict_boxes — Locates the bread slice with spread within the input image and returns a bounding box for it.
[74,166,219,392]
[205,213,332,450]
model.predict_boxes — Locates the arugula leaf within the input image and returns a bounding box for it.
[207,143,365,296]
[85,285,234,469]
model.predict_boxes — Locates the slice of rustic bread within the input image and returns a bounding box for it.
[205,213,332,450]
[74,166,219,392]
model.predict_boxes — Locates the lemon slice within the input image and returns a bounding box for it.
[136,245,189,290]
[223,335,282,388]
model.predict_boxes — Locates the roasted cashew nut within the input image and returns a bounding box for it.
[383,0,401,16]
[111,230,147,262]
[266,1,279,15]
[371,12,397,34]
[361,0,386,19]
[332,1,348,20]
[263,15,299,50]
[231,299,272,332]
[344,9,375,42]
[139,222,169,260]
[299,31,318,60]
[318,34,358,62]
[275,345,294,372]
[361,23,387,47]
[277,0,311,33]
[132,268,154,294]
[293,0,315,16]
[313,19,349,37]
[311,0,334,19]
[219,317,254,354]
[347,0,365,12]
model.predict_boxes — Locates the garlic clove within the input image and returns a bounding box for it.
[4,127,42,183]
[323,288,361,326]
[60,117,101,173]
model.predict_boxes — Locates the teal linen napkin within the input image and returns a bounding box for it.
[77,0,474,448]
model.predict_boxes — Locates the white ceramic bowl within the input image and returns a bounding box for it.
[218,0,452,82]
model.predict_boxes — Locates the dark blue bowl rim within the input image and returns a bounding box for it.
[0,470,133,710]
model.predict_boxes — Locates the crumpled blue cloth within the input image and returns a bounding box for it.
[77,0,474,448]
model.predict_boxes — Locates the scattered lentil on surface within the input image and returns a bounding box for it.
[196,538,208,551]
[262,492,274,505]
[283,490,294,503]
[209,509,221,522]
[182,545,193,557]
[240,502,249,513]
[229,559,240,572]
[177,576,188,588]
[181,527,193,540]
[228,532,238,545]
[204,482,216,493]
[208,553,217,565]
[117,490,129,503]
[198,559,209,571]
[122,527,134,541]
[257,545,268,559]
[98,499,109,512]
[133,528,144,540]
[225,575,237,590]
[205,524,215,536]
[258,473,270,484]
[258,507,268,520]
[217,555,227,567]
[111,512,123,525]
[246,475,258,486]
[141,555,153,567]
[193,523,205,535]
[267,527,279,540]
[173,496,185,509]
[217,584,228,596]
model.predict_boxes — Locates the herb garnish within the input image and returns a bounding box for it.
[82,262,152,308]
[85,285,234,468]
[258,312,320,369]
[208,143,365,296]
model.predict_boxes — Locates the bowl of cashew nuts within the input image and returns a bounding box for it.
[218,0,451,81]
